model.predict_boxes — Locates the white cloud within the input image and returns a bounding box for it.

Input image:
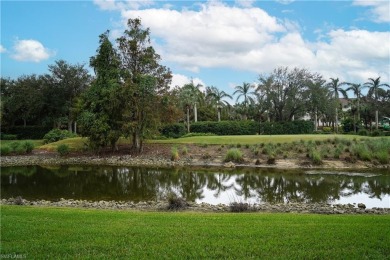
[275,0,295,5]
[313,29,390,82]
[353,0,390,23]
[97,1,389,84]
[0,44,6,53]
[170,73,206,91]
[11,39,55,62]
[93,0,154,11]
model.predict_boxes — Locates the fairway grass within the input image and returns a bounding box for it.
[1,206,389,259]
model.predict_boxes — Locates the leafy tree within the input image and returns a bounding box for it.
[44,60,91,131]
[345,83,365,132]
[206,86,232,121]
[233,82,256,119]
[179,83,201,132]
[257,67,323,122]
[1,75,44,127]
[77,31,123,151]
[117,18,172,152]
[326,78,348,133]
[364,77,390,129]
[305,80,328,131]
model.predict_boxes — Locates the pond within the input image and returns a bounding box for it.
[1,165,389,209]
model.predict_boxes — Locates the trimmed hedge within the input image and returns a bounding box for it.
[2,126,52,140]
[191,121,258,135]
[160,123,186,138]
[259,121,314,135]
[161,120,314,137]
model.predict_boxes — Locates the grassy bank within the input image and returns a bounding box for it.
[1,206,389,258]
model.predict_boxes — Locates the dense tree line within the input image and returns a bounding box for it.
[1,18,389,152]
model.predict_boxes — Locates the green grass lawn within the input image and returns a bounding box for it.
[0,139,44,148]
[1,206,389,259]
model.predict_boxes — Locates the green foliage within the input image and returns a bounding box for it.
[322,127,333,133]
[191,121,258,135]
[21,141,34,154]
[189,120,314,136]
[371,130,383,137]
[1,145,11,155]
[160,123,186,138]
[181,146,188,155]
[309,149,323,165]
[260,120,314,135]
[358,129,368,136]
[2,126,51,140]
[374,150,389,164]
[57,144,70,156]
[0,133,17,140]
[43,129,77,144]
[9,142,20,152]
[224,148,244,163]
[170,146,179,161]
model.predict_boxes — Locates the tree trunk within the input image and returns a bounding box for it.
[23,119,26,127]
[194,103,197,122]
[335,107,339,134]
[132,132,142,153]
[353,114,356,133]
[187,107,190,133]
[68,120,72,132]
[375,110,379,130]
[217,108,221,122]
[74,122,77,135]
[314,108,318,131]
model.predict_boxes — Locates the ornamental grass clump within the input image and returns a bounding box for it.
[224,148,244,163]
[229,202,252,213]
[167,193,188,211]
[171,146,179,161]
[57,144,70,156]
[309,149,323,165]
[374,150,389,164]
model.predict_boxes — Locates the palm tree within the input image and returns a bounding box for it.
[233,82,256,120]
[326,78,348,133]
[206,86,232,121]
[345,83,364,132]
[364,77,390,129]
[179,83,199,132]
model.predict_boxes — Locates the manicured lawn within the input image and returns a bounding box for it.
[1,206,389,259]
[0,139,44,148]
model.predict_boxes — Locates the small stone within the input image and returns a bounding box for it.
[358,203,366,209]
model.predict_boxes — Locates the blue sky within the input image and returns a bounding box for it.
[1,0,389,96]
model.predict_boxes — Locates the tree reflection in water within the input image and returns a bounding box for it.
[1,166,389,207]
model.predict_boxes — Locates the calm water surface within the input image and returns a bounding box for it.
[1,165,389,208]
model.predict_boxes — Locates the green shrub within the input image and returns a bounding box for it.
[224,148,244,163]
[57,144,70,156]
[22,141,34,154]
[160,123,186,138]
[15,145,27,155]
[43,129,77,144]
[374,151,389,164]
[358,129,368,136]
[1,146,11,156]
[322,127,333,133]
[0,133,17,140]
[371,130,383,137]
[1,126,51,139]
[9,142,20,152]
